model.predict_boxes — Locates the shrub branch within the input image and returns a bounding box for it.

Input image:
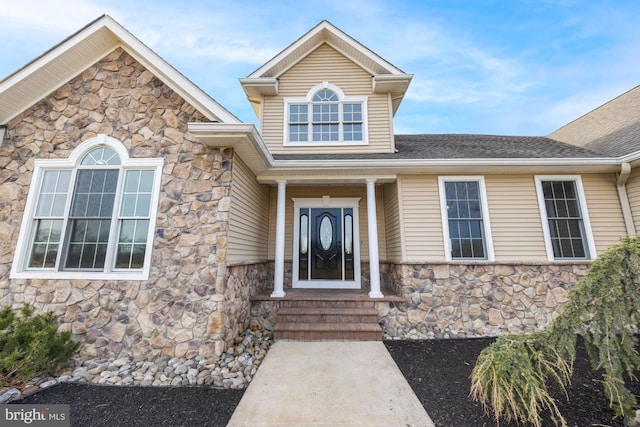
[470,237,640,426]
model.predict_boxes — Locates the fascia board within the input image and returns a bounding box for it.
[250,157,621,183]
[188,122,274,172]
[321,26,405,75]
[0,23,118,124]
[238,77,279,101]
[261,159,620,180]
[372,74,413,93]
[619,149,640,165]
[0,17,110,90]
[271,157,619,168]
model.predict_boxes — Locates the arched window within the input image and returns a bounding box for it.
[285,82,367,145]
[11,135,163,280]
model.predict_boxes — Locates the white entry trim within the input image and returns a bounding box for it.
[292,197,361,289]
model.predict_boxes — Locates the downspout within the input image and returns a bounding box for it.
[616,162,636,236]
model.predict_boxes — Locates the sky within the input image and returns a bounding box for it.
[1,0,639,136]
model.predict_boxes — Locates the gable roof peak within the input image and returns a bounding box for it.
[247,20,407,79]
[0,14,240,125]
[241,20,412,116]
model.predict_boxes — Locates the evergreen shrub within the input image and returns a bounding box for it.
[0,304,80,386]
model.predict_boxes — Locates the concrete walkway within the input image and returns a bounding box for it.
[227,341,434,427]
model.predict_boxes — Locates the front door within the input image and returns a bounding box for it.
[293,198,360,289]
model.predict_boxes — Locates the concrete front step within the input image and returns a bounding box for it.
[277,307,378,323]
[273,322,382,341]
[271,293,385,341]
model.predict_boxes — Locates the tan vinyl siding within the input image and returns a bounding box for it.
[261,43,394,154]
[485,175,548,262]
[627,168,640,235]
[581,173,627,254]
[267,184,386,261]
[396,174,626,263]
[383,182,402,262]
[227,157,270,262]
[397,175,445,262]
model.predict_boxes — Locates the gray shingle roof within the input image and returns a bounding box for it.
[273,134,605,160]
[583,122,640,157]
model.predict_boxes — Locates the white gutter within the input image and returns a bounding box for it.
[271,157,619,168]
[619,148,640,165]
[616,162,636,235]
[188,122,274,174]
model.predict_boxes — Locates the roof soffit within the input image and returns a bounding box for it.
[0,15,240,125]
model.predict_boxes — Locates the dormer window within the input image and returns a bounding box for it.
[285,82,367,145]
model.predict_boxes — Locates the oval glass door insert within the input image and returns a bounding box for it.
[319,216,333,250]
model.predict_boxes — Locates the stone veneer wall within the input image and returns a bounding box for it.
[0,48,239,360]
[248,261,590,337]
[224,262,271,335]
[378,262,591,339]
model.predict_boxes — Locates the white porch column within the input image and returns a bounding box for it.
[272,180,287,297]
[366,179,383,298]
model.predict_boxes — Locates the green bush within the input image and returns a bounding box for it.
[470,332,571,427]
[470,236,640,427]
[0,304,80,386]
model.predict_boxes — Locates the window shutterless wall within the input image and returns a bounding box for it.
[395,173,627,263]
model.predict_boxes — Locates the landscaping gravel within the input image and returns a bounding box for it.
[0,328,272,403]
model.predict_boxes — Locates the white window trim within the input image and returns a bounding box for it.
[534,175,597,261]
[10,134,163,281]
[292,197,361,289]
[283,81,368,146]
[438,176,495,262]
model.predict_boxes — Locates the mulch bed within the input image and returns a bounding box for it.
[12,384,243,426]
[10,338,640,426]
[384,337,640,427]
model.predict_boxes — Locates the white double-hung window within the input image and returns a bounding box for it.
[11,135,163,280]
[439,177,494,261]
[535,176,595,260]
[285,82,367,145]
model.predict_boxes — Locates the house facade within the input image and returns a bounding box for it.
[1,16,639,359]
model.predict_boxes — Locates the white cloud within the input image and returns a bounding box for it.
[1,0,639,135]
[0,0,112,35]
